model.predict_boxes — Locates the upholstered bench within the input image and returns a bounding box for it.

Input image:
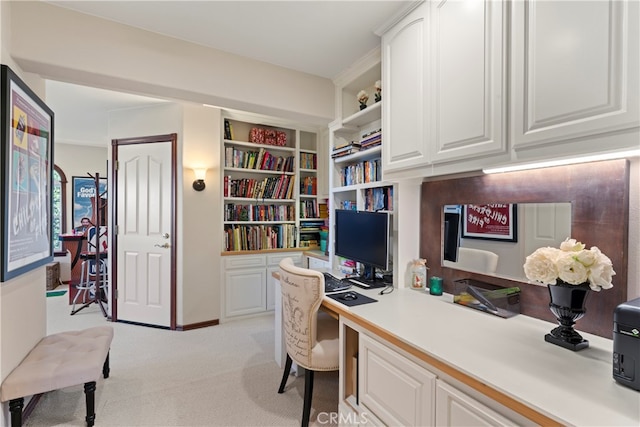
[0,326,114,427]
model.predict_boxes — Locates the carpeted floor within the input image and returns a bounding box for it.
[24,290,338,426]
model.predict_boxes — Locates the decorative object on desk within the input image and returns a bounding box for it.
[410,258,428,290]
[374,80,382,102]
[357,90,368,110]
[524,238,615,351]
[429,276,443,296]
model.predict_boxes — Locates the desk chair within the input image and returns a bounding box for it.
[71,227,108,316]
[277,257,339,427]
[443,247,499,274]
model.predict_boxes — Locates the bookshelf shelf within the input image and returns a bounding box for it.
[333,145,382,164]
[224,221,296,225]
[224,168,295,176]
[342,101,382,128]
[224,139,296,153]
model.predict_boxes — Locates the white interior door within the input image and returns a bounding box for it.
[116,140,173,327]
[524,203,572,256]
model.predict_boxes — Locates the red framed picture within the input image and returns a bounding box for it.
[462,204,517,242]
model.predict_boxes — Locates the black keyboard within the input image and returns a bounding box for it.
[323,272,352,293]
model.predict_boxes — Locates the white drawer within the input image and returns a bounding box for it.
[267,252,302,267]
[223,255,266,269]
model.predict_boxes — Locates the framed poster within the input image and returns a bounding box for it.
[0,65,54,281]
[462,203,518,242]
[72,176,107,229]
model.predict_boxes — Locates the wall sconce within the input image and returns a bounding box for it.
[192,168,207,191]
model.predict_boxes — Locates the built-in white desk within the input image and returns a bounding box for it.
[274,273,639,426]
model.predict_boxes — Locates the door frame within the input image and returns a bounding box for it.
[111,134,178,330]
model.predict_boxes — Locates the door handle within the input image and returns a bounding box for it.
[154,243,171,249]
[162,233,170,239]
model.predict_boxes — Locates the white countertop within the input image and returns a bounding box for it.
[332,287,640,426]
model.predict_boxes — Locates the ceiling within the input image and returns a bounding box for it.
[43,0,417,146]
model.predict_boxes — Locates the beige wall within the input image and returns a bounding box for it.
[9,1,334,127]
[0,4,47,421]
[108,102,223,326]
[181,105,221,324]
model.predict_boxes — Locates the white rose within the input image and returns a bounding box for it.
[560,238,585,252]
[587,247,616,291]
[574,249,596,267]
[556,253,589,285]
[524,247,559,284]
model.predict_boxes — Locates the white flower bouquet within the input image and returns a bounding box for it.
[357,90,369,104]
[523,238,615,291]
[374,80,382,102]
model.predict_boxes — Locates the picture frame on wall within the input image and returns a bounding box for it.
[72,176,107,230]
[0,64,55,281]
[462,203,518,242]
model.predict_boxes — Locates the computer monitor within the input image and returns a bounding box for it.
[334,209,390,283]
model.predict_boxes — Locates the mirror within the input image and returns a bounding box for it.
[419,159,629,339]
[441,203,572,282]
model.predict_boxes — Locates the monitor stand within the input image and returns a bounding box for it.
[348,265,387,289]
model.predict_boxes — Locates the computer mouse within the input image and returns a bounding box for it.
[340,292,358,301]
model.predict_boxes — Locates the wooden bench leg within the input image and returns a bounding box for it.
[9,398,23,426]
[84,381,96,427]
[103,351,110,378]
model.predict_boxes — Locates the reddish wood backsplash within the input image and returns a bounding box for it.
[420,159,629,339]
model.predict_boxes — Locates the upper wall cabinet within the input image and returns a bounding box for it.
[428,0,507,163]
[381,0,639,179]
[382,0,508,177]
[510,0,639,153]
[382,4,430,173]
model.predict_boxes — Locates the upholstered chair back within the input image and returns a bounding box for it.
[278,257,338,371]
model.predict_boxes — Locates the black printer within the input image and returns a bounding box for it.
[613,297,640,391]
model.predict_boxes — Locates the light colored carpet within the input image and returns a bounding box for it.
[25,289,338,426]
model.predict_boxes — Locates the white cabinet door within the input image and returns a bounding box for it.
[224,268,267,317]
[511,0,639,151]
[359,334,436,426]
[435,381,514,427]
[382,2,430,173]
[429,0,507,163]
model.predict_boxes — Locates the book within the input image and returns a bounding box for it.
[332,142,361,155]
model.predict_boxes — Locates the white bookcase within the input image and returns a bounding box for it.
[221,113,323,252]
[329,49,397,276]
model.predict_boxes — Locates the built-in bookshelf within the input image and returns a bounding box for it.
[298,130,325,248]
[329,51,397,272]
[222,114,322,252]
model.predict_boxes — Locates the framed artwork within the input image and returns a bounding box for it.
[462,203,518,242]
[0,65,54,281]
[72,176,107,229]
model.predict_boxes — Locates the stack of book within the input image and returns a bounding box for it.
[331,141,361,158]
[224,175,295,200]
[360,129,381,150]
[300,176,317,195]
[300,199,319,218]
[318,203,329,219]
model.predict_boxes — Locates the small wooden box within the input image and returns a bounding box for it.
[46,262,61,290]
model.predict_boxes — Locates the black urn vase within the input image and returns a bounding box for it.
[545,281,591,351]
